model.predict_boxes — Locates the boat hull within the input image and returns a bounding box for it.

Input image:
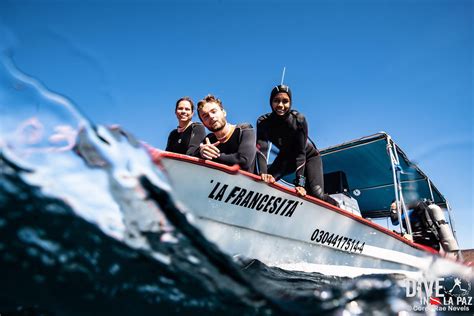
[156,152,471,277]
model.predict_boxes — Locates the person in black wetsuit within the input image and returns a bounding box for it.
[166,97,206,155]
[194,94,256,172]
[389,200,443,251]
[256,85,338,206]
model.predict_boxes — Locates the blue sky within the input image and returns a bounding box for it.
[1,0,472,248]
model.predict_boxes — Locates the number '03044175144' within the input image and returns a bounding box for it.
[310,228,365,253]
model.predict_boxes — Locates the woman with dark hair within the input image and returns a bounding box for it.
[256,85,337,206]
[166,97,206,155]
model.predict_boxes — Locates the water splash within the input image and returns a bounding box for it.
[0,51,278,315]
[0,54,172,244]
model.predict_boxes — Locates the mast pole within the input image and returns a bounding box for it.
[280,67,286,85]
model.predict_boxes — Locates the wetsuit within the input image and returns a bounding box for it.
[256,110,337,205]
[166,122,206,155]
[197,123,256,172]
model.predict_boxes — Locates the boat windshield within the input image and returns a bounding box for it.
[320,132,447,219]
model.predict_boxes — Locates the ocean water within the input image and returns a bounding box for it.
[0,55,472,316]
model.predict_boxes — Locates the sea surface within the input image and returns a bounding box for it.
[0,54,472,316]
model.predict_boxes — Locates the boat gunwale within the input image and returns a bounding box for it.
[153,150,442,256]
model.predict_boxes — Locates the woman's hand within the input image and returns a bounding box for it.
[199,137,220,160]
[295,186,307,197]
[261,173,276,184]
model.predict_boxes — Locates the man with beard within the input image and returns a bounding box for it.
[195,94,256,172]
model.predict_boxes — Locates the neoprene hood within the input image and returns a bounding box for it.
[270,84,292,105]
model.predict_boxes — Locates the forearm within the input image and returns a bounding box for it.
[256,139,269,174]
[215,153,244,166]
[217,129,256,170]
[294,116,309,182]
[186,126,206,156]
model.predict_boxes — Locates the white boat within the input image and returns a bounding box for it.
[152,133,472,278]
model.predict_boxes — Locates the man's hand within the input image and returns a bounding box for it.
[295,186,307,197]
[260,173,276,184]
[199,137,220,160]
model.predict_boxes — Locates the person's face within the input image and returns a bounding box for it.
[199,102,227,132]
[271,92,291,116]
[175,100,193,123]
